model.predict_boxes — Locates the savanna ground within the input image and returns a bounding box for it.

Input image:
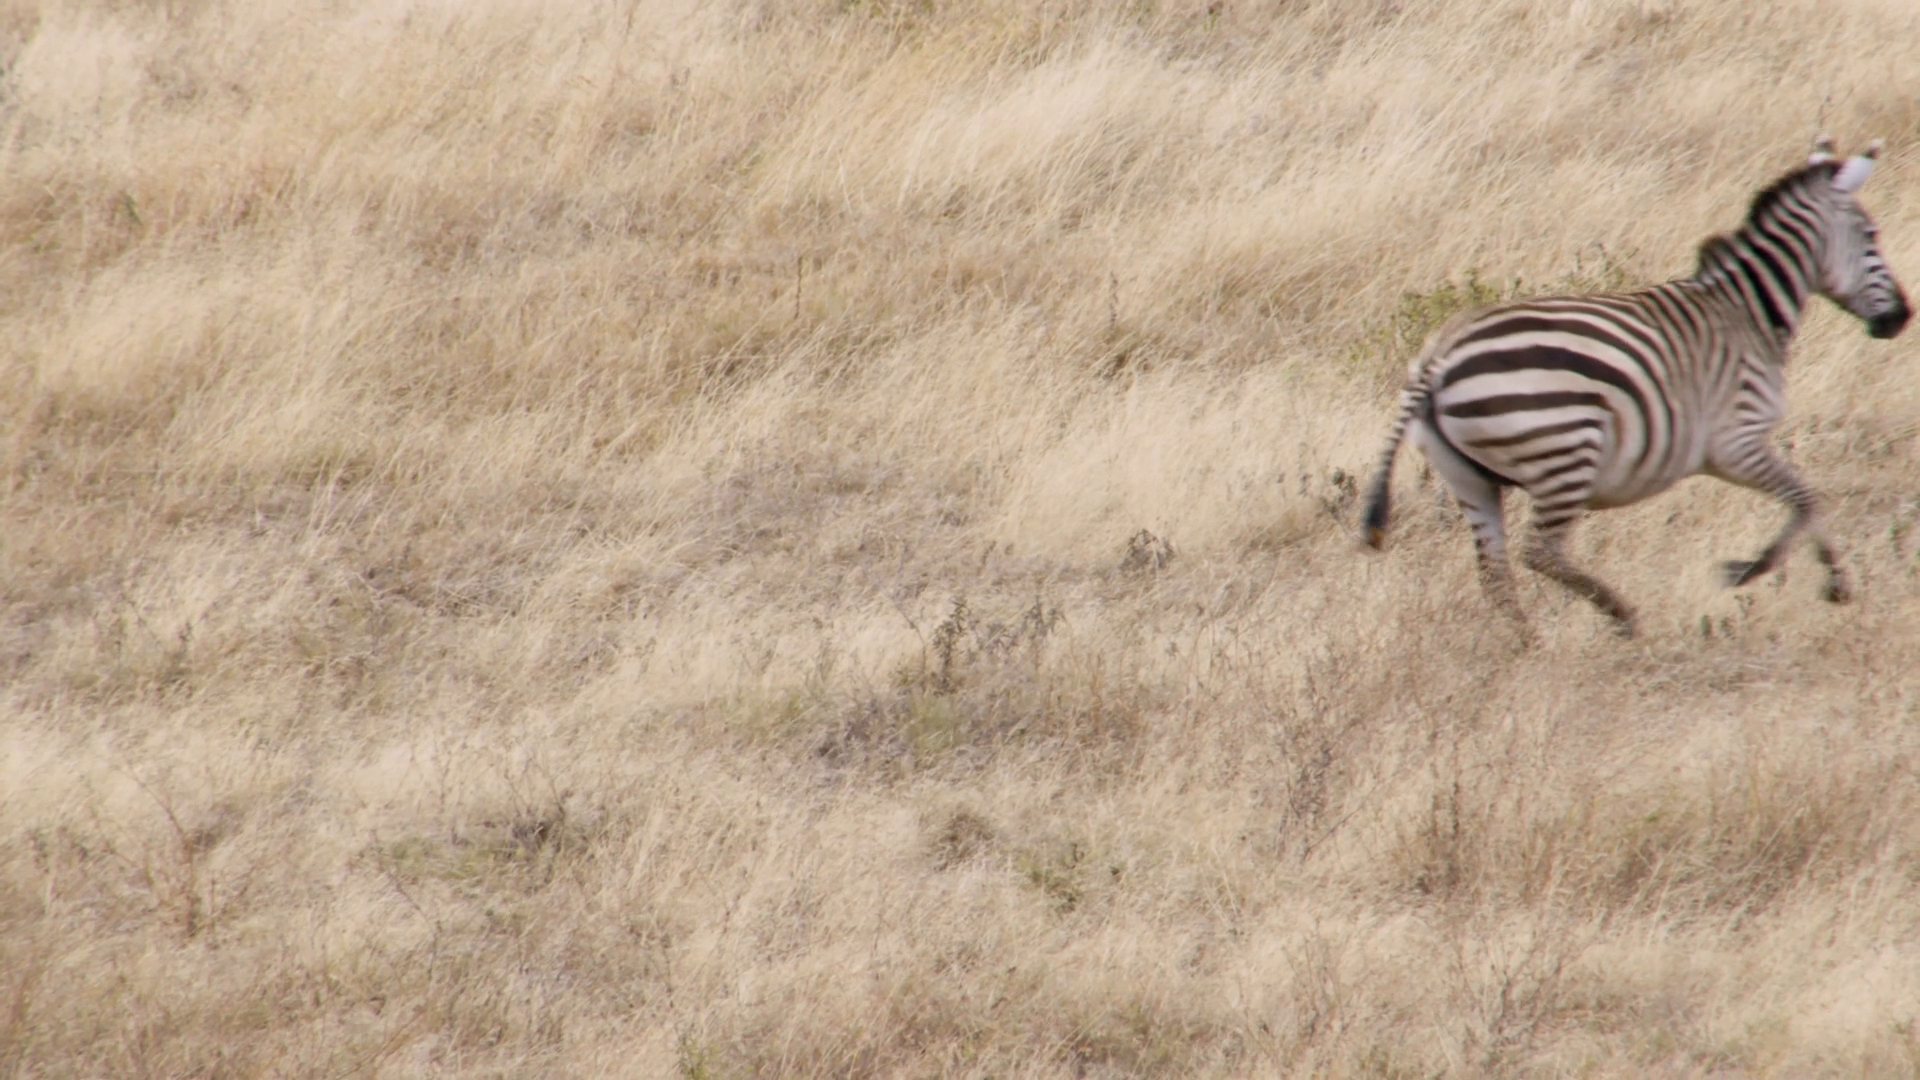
[4,0,1920,1075]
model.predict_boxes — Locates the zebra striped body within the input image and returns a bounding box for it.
[1364,139,1909,639]
[1427,285,1778,512]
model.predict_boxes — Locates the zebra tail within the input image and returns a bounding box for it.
[1362,383,1429,550]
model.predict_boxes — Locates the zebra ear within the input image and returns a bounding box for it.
[1808,135,1838,166]
[1833,141,1881,194]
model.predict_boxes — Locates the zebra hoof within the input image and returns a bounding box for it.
[1721,560,1764,588]
[1826,577,1852,604]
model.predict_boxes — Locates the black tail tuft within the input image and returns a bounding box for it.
[1363,379,1427,551]
[1361,481,1391,549]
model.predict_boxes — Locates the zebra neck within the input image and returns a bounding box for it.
[1693,228,1812,343]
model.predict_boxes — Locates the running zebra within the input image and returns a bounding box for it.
[1363,137,1910,639]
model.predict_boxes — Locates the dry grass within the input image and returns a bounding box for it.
[5,0,1920,1075]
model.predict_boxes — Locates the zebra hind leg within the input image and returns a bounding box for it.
[1520,512,1638,638]
[1463,488,1534,645]
[1412,423,1532,642]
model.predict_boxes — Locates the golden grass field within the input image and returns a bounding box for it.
[5,0,1920,1075]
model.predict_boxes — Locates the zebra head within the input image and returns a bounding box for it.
[1813,139,1910,339]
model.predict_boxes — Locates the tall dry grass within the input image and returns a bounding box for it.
[4,0,1920,1075]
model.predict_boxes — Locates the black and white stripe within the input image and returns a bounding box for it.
[1363,137,1910,639]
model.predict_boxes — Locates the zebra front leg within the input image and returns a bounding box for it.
[1708,442,1848,603]
[1729,526,1852,602]
[1520,505,1638,638]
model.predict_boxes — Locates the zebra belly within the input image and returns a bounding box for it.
[1439,408,1700,510]
[1587,427,1708,507]
[1586,468,1686,508]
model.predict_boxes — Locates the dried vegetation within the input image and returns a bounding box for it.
[4,0,1920,1075]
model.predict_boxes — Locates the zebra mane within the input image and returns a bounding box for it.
[1692,160,1842,277]
[1693,235,1740,276]
[1746,160,1840,222]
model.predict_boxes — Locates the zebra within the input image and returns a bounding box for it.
[1362,137,1910,640]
